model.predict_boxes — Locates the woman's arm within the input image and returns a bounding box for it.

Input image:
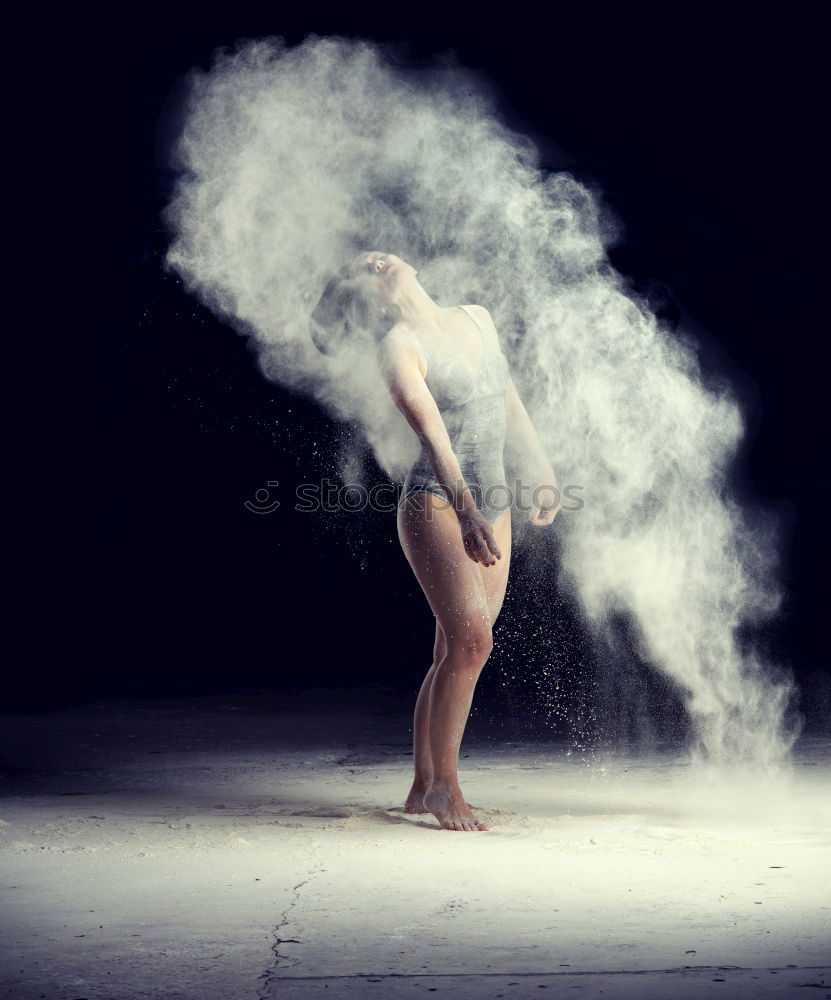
[505,375,560,525]
[378,332,502,565]
[470,306,560,527]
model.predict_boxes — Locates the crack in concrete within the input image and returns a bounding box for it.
[261,964,830,982]
[257,866,323,999]
[334,741,363,775]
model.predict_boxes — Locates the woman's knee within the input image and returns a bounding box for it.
[443,622,493,668]
[432,623,447,665]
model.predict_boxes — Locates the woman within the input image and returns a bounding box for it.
[314,251,560,831]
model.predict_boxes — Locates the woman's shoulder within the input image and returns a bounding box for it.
[461,303,491,320]
[376,326,427,375]
[380,324,422,352]
[461,304,504,345]
[460,303,496,331]
[461,305,509,369]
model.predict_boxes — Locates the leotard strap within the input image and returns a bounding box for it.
[457,304,486,336]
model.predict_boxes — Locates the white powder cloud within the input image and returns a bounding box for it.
[165,35,799,769]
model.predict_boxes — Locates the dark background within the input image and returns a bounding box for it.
[6,1,828,734]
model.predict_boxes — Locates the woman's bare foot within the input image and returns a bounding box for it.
[403,781,431,814]
[424,780,489,831]
[403,780,477,816]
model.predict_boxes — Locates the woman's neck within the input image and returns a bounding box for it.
[393,280,443,330]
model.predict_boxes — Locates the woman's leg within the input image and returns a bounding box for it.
[446,507,512,780]
[404,509,513,815]
[403,621,446,814]
[478,507,513,622]
[397,497,512,831]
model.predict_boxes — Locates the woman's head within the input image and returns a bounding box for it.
[345,251,418,302]
[311,251,418,355]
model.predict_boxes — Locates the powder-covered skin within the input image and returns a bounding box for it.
[164,35,798,768]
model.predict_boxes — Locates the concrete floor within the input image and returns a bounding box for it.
[1,688,829,999]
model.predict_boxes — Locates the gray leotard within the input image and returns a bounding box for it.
[398,305,511,524]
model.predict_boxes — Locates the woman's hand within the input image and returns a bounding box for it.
[458,509,502,566]
[528,477,561,527]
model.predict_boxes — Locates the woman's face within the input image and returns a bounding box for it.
[347,251,417,306]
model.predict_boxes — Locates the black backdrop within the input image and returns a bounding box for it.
[6,1,828,727]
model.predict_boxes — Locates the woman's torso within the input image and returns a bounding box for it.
[398,305,511,520]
